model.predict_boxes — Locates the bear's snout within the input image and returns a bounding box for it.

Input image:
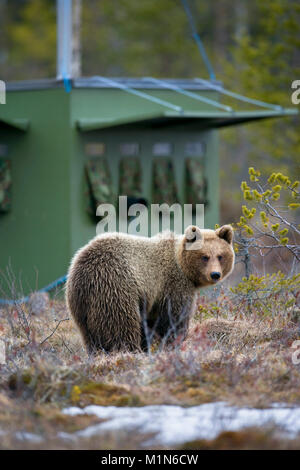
[210,271,221,281]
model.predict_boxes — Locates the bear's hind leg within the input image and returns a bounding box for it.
[86,302,143,354]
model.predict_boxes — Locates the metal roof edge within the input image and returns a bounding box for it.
[6,77,222,92]
[6,78,63,91]
[74,76,223,90]
[163,108,298,118]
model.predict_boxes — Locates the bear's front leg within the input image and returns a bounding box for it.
[148,293,194,349]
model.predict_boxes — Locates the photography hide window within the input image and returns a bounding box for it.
[185,141,206,157]
[0,158,12,213]
[85,142,106,156]
[85,157,114,216]
[152,142,172,157]
[119,157,146,207]
[120,143,140,156]
[185,158,207,205]
[152,158,179,205]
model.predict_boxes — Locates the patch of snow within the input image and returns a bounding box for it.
[15,431,44,444]
[62,402,300,446]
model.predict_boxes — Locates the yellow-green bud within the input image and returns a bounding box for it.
[242,205,251,217]
[246,226,254,235]
[268,173,276,184]
[289,203,300,210]
[253,189,262,200]
[243,190,253,201]
[291,181,299,189]
[260,211,267,222]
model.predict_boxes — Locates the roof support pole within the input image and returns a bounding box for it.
[94,76,184,113]
[144,77,233,113]
[194,78,283,111]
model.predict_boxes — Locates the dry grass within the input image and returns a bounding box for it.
[0,286,300,449]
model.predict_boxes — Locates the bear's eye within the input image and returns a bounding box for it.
[218,255,223,261]
[202,255,209,262]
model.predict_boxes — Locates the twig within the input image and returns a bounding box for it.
[40,318,70,346]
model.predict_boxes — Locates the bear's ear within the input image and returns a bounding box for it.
[184,225,203,250]
[216,225,234,244]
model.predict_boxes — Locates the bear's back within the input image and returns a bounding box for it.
[67,232,181,311]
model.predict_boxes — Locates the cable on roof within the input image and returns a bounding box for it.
[181,0,216,80]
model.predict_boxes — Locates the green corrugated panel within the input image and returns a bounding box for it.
[85,157,114,214]
[0,158,12,212]
[185,157,207,204]
[119,157,143,200]
[152,158,179,205]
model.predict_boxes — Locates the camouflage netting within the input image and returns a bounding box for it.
[85,157,114,215]
[152,158,179,205]
[0,158,11,212]
[119,157,143,200]
[185,158,207,205]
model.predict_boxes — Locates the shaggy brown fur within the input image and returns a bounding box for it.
[66,225,235,354]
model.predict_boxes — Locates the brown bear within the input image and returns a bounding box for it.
[66,225,235,354]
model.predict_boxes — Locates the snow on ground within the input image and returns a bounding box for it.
[62,402,300,447]
[15,431,44,444]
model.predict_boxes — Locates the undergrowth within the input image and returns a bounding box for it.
[0,273,300,449]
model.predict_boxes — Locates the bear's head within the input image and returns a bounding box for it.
[177,225,235,288]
